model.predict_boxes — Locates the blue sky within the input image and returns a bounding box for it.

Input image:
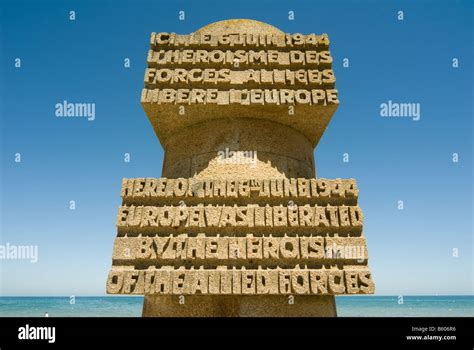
[0,0,472,296]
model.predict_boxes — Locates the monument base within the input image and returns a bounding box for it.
[142,295,337,317]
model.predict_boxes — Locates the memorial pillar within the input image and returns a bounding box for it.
[106,19,375,317]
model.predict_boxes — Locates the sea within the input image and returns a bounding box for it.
[0,296,472,317]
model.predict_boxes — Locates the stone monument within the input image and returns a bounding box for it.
[106,19,375,317]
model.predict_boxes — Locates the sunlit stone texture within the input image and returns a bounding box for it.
[106,19,374,317]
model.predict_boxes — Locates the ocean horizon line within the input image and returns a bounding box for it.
[1,295,471,317]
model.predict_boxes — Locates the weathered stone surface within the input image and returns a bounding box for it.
[141,20,338,148]
[105,19,375,317]
[142,295,337,317]
[107,267,375,295]
[121,177,359,205]
[112,234,368,265]
[115,204,364,235]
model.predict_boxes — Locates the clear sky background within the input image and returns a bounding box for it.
[0,0,472,296]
